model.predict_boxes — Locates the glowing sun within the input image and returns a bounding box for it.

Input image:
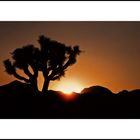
[56,79,84,94]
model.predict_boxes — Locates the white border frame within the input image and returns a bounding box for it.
[0,119,140,139]
[0,1,140,21]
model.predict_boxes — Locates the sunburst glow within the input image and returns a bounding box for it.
[55,79,84,94]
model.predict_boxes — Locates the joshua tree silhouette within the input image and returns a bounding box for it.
[3,35,81,93]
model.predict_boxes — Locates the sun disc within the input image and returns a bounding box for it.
[55,80,84,94]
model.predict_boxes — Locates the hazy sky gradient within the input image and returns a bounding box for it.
[0,22,140,93]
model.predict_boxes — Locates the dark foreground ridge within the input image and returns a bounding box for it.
[0,80,140,119]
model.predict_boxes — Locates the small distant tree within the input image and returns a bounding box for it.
[3,35,81,93]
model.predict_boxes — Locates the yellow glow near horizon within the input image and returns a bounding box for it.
[55,79,84,94]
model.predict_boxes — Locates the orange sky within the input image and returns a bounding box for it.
[0,22,140,93]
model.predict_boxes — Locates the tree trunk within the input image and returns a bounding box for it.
[42,79,50,93]
[30,77,39,94]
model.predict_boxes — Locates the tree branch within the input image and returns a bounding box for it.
[13,70,29,83]
[23,66,33,78]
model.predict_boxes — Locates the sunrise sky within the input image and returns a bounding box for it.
[0,22,140,93]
